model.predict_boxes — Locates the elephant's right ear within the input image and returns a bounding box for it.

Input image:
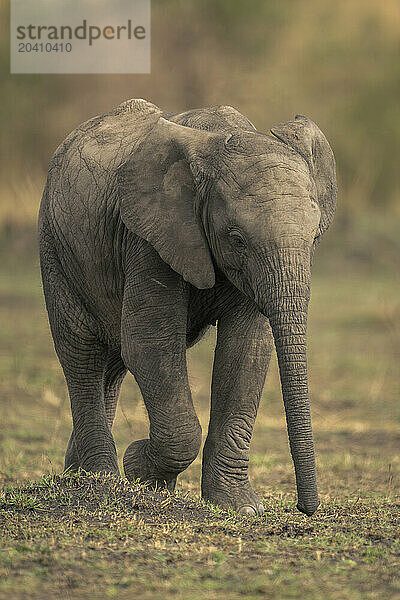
[117,118,219,289]
[270,115,337,239]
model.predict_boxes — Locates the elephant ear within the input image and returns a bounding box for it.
[270,115,337,238]
[117,117,219,289]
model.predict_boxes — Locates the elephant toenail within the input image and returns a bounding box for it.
[239,505,257,516]
[257,503,265,515]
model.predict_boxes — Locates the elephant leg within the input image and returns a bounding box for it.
[103,349,128,430]
[59,333,119,474]
[122,338,202,490]
[121,253,202,490]
[40,230,120,475]
[202,300,273,515]
[64,349,126,472]
[64,432,80,472]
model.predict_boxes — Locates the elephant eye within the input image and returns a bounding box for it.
[228,230,247,252]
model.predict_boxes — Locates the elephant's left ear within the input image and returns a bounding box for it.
[270,115,337,237]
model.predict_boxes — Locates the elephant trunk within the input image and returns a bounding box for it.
[259,249,319,516]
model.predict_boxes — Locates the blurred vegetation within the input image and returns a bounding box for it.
[1,0,399,234]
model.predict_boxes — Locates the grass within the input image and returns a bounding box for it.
[0,230,399,599]
[1,472,398,600]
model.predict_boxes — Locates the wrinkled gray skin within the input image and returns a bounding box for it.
[39,99,336,517]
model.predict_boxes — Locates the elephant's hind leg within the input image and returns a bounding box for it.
[65,349,126,472]
[103,349,128,430]
[40,222,119,475]
[58,332,119,474]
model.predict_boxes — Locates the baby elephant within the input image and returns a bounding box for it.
[39,99,336,516]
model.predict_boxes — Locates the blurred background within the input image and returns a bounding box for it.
[0,0,399,501]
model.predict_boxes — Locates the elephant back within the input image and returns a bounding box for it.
[168,105,257,134]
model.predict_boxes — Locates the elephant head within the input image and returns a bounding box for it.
[117,114,337,516]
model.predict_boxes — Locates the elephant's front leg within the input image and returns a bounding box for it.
[121,249,202,489]
[202,300,273,515]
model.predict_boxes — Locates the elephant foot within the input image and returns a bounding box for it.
[64,432,119,476]
[65,462,120,476]
[202,471,264,516]
[77,458,120,476]
[89,462,120,475]
[123,439,177,491]
[64,455,119,477]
